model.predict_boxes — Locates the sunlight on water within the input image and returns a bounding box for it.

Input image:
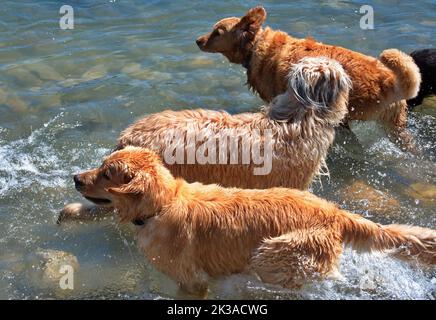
[0,0,435,299]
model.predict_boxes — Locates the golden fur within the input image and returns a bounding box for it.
[59,57,350,223]
[196,6,422,151]
[115,57,350,190]
[71,147,436,295]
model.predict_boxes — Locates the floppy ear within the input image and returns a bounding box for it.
[107,173,148,196]
[236,6,267,32]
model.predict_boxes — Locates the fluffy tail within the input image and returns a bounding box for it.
[379,49,421,100]
[268,56,352,125]
[342,212,436,265]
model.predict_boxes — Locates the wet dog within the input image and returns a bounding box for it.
[71,146,436,295]
[59,57,351,222]
[408,48,436,108]
[196,6,422,152]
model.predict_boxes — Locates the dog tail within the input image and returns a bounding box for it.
[289,56,352,111]
[379,49,421,100]
[268,56,352,124]
[341,211,436,265]
[407,48,436,109]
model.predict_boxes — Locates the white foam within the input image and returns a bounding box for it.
[207,248,435,299]
[0,113,109,196]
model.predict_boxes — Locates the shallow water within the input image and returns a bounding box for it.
[0,0,435,300]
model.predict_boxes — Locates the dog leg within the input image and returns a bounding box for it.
[174,269,209,298]
[178,280,209,298]
[249,228,343,288]
[380,100,421,155]
[334,122,365,155]
[57,203,114,224]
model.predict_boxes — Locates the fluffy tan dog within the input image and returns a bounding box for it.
[116,57,350,189]
[71,147,436,295]
[59,57,351,222]
[196,6,421,151]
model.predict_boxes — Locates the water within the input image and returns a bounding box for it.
[0,0,435,300]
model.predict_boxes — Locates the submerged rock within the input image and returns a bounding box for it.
[6,96,28,112]
[38,94,62,108]
[26,249,79,285]
[121,62,142,74]
[413,96,436,117]
[25,62,64,81]
[6,249,80,298]
[405,182,436,205]
[6,66,43,87]
[59,78,84,87]
[81,64,107,81]
[188,57,215,67]
[339,180,400,216]
[129,69,171,81]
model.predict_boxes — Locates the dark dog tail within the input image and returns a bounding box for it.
[268,56,351,126]
[379,49,421,101]
[407,48,436,109]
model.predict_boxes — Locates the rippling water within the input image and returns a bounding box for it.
[0,0,435,300]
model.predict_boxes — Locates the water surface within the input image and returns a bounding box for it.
[0,0,435,299]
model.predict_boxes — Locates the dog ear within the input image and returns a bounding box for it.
[106,173,148,196]
[236,6,267,32]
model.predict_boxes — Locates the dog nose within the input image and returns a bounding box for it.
[73,174,84,188]
[196,38,204,47]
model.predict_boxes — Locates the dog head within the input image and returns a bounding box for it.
[267,57,352,125]
[73,147,176,222]
[196,6,266,63]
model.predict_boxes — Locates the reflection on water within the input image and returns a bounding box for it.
[0,0,435,299]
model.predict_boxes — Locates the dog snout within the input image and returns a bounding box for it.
[196,37,206,47]
[74,174,85,190]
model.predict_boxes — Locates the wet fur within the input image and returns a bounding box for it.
[73,147,436,295]
[116,57,350,190]
[59,57,350,223]
[196,6,422,151]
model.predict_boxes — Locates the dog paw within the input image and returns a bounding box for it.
[179,281,209,298]
[57,203,86,224]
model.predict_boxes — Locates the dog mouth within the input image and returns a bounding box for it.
[196,39,212,51]
[196,42,207,50]
[84,196,112,205]
[197,44,213,52]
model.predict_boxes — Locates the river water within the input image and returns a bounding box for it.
[0,0,435,299]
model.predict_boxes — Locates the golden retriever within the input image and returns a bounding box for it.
[59,57,351,222]
[196,6,421,151]
[71,146,436,295]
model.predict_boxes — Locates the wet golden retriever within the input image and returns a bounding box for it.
[59,57,350,222]
[196,6,421,151]
[70,146,436,295]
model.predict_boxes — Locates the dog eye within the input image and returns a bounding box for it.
[213,29,224,37]
[123,175,134,184]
